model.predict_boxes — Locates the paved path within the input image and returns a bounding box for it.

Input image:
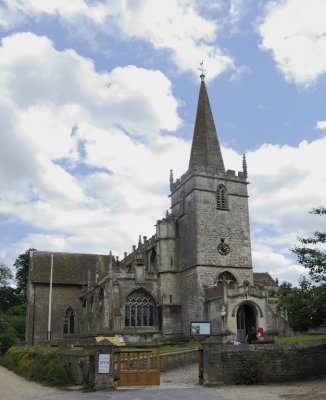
[1,363,326,400]
[160,363,199,388]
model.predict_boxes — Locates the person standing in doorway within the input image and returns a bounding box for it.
[246,327,258,344]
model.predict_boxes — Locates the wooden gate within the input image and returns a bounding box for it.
[116,349,160,386]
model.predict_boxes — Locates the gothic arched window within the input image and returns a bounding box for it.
[125,289,156,327]
[149,249,157,272]
[216,185,228,209]
[63,307,75,334]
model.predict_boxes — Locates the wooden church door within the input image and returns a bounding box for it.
[237,304,256,342]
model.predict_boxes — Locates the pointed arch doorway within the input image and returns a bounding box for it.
[236,303,256,342]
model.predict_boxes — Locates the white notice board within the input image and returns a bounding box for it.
[98,354,110,373]
[190,321,211,335]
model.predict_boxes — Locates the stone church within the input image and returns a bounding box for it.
[26,73,288,345]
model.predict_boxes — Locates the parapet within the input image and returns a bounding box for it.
[170,166,248,193]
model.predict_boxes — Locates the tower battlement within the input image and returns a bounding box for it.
[170,166,247,194]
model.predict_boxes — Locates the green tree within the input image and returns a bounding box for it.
[291,207,326,283]
[0,257,30,351]
[0,263,13,286]
[278,277,326,331]
[6,304,26,340]
[14,248,36,300]
[0,263,23,312]
[0,287,24,312]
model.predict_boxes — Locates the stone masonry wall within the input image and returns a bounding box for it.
[160,349,198,372]
[202,339,326,384]
[57,348,199,385]
[31,284,83,343]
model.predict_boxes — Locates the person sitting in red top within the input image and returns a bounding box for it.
[257,327,265,341]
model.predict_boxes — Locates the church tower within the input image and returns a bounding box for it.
[170,73,253,334]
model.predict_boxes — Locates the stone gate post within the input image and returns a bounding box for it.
[202,335,224,384]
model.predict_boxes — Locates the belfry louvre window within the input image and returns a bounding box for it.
[216,185,227,209]
[63,307,75,334]
[125,290,155,327]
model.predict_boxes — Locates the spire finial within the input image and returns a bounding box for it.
[169,169,174,191]
[198,61,206,81]
[242,153,248,179]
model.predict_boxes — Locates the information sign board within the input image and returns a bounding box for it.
[98,354,110,373]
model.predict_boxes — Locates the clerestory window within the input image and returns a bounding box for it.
[125,289,156,327]
[179,191,185,216]
[63,307,75,334]
[149,249,157,272]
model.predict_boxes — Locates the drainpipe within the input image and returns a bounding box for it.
[47,254,53,340]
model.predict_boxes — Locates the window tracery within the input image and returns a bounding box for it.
[63,307,75,334]
[125,289,156,327]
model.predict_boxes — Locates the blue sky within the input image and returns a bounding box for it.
[0,0,325,285]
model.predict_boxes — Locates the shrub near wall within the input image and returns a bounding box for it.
[1,347,71,386]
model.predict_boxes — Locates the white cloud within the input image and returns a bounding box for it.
[316,121,326,130]
[244,137,326,284]
[248,139,326,222]
[258,0,326,85]
[0,0,235,80]
[252,250,305,284]
[0,32,188,269]
[0,0,111,26]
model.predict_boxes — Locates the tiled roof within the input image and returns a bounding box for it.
[30,251,110,285]
[253,272,277,287]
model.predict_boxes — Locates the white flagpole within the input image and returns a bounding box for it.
[47,254,53,340]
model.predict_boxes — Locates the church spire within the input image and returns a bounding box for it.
[188,72,225,172]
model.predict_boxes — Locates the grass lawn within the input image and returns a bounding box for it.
[276,334,326,344]
[159,342,199,354]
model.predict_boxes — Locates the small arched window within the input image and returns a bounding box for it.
[179,191,185,215]
[63,307,75,334]
[125,289,156,327]
[82,299,87,315]
[216,185,228,209]
[99,288,104,310]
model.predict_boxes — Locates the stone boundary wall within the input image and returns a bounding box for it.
[160,349,198,372]
[202,338,326,384]
[57,348,198,384]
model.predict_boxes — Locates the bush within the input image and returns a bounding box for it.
[44,358,69,386]
[0,332,17,355]
[164,333,189,343]
[1,347,70,386]
[233,359,263,385]
[6,315,25,340]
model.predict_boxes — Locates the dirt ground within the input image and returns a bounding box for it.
[0,365,62,400]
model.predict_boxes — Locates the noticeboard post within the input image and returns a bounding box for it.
[190,321,211,336]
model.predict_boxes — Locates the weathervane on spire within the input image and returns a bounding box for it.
[198,60,206,80]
